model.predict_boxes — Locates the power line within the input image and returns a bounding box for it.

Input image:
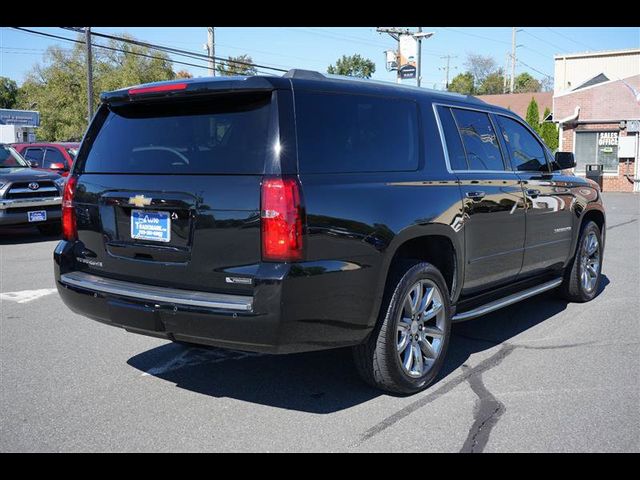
[517,59,553,79]
[521,29,566,53]
[64,27,289,73]
[11,27,278,76]
[440,27,511,45]
[11,27,218,72]
[545,27,595,52]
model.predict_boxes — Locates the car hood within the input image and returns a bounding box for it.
[0,167,61,183]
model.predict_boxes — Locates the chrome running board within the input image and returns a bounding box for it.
[60,271,253,312]
[452,277,563,322]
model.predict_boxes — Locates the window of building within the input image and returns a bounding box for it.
[574,131,619,174]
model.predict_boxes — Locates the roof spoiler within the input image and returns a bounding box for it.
[100,76,278,104]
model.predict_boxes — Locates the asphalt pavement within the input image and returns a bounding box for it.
[1,192,638,452]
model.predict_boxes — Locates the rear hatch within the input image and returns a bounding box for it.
[72,87,282,295]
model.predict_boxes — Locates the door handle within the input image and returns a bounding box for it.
[465,191,486,200]
[526,189,541,198]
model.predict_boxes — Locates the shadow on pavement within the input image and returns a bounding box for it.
[0,226,60,245]
[128,275,609,414]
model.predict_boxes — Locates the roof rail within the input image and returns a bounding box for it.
[282,69,326,80]
[281,68,477,102]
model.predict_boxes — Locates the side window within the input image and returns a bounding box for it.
[451,108,505,171]
[497,116,548,172]
[44,148,67,168]
[23,148,44,167]
[295,92,419,174]
[436,106,467,170]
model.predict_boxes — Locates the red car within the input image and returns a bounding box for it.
[11,142,79,177]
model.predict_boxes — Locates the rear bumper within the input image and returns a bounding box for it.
[54,241,380,354]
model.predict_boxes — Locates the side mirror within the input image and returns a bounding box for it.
[49,162,67,171]
[551,151,576,171]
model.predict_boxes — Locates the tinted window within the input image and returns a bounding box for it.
[44,148,67,168]
[1,145,29,167]
[497,116,548,171]
[451,109,505,171]
[24,148,44,167]
[296,92,418,173]
[81,94,271,174]
[436,106,467,170]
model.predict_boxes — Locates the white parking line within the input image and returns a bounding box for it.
[0,288,57,304]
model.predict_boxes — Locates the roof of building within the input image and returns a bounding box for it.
[554,48,640,60]
[475,91,553,119]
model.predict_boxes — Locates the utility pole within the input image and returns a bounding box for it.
[417,27,422,87]
[85,27,93,124]
[207,27,215,76]
[377,27,434,86]
[503,52,510,93]
[510,27,516,94]
[439,55,457,90]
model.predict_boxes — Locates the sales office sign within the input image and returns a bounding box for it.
[598,132,619,146]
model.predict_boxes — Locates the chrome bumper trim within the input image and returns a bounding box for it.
[0,196,62,210]
[60,271,253,312]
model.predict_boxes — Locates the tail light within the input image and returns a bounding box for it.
[62,175,78,241]
[261,177,304,262]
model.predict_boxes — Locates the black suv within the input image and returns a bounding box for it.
[54,70,605,394]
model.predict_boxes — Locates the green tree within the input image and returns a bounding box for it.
[464,53,497,88]
[327,54,375,78]
[525,97,541,135]
[447,72,475,95]
[215,55,257,76]
[0,76,19,109]
[514,72,541,93]
[540,107,559,151]
[18,34,175,141]
[478,71,505,95]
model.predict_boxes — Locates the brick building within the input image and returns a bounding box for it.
[553,49,640,192]
[476,91,553,121]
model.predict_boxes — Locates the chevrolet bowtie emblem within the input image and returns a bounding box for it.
[128,195,152,208]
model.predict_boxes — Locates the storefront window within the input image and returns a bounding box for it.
[575,131,619,174]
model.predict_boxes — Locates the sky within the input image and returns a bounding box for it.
[1,26,638,89]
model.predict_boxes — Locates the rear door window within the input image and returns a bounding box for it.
[81,94,272,174]
[44,147,68,168]
[451,108,506,171]
[295,92,419,173]
[24,148,44,167]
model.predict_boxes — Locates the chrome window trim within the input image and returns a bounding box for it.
[433,101,553,175]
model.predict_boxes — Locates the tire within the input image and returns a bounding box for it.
[37,223,62,237]
[559,220,603,302]
[353,260,452,394]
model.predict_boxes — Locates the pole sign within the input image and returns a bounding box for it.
[398,34,417,80]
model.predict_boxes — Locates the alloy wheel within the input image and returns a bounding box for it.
[396,279,446,378]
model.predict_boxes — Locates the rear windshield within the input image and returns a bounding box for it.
[81,94,272,174]
[295,91,419,174]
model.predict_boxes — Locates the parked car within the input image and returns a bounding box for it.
[54,71,606,394]
[12,142,79,177]
[1,143,63,235]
